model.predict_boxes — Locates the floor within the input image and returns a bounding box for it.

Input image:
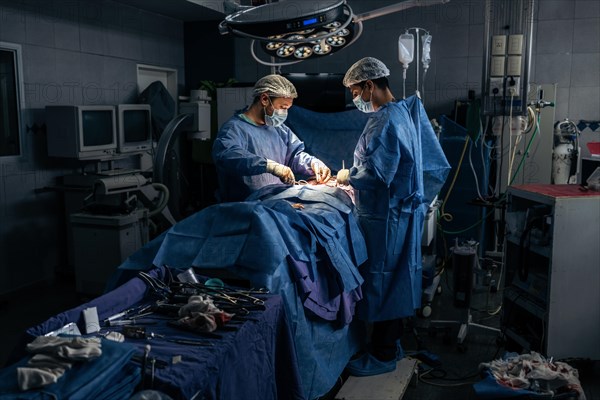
[1,268,598,400]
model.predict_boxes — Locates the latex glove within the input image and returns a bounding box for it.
[336,168,350,185]
[266,160,295,184]
[311,159,332,183]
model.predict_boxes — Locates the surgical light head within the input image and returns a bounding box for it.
[253,74,298,99]
[218,0,450,67]
[343,57,390,87]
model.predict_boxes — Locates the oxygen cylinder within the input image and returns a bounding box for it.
[552,143,574,184]
[551,119,579,184]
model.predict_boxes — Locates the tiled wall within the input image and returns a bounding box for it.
[233,0,600,123]
[0,0,185,294]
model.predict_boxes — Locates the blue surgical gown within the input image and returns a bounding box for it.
[212,113,316,202]
[349,96,450,322]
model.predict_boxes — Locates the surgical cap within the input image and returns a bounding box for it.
[343,57,390,87]
[253,74,298,99]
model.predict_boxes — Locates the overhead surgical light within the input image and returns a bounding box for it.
[218,0,451,66]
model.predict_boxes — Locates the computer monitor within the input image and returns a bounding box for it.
[116,104,153,154]
[46,105,117,160]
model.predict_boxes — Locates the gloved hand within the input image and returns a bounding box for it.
[311,159,332,183]
[336,168,350,185]
[266,160,295,184]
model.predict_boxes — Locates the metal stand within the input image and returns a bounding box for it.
[429,241,500,352]
[430,309,500,352]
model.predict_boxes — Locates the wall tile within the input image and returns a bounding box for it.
[435,57,469,89]
[102,57,138,104]
[23,46,57,109]
[106,28,142,60]
[54,49,83,104]
[467,56,484,92]
[538,0,575,21]
[572,20,600,53]
[570,53,600,87]
[0,5,27,42]
[54,19,80,51]
[79,53,104,104]
[25,10,55,47]
[554,87,569,121]
[141,35,162,65]
[568,86,600,120]
[532,53,572,88]
[434,24,470,58]
[80,24,107,55]
[575,0,600,19]
[535,20,574,54]
[468,24,484,57]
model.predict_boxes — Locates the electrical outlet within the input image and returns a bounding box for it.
[489,77,504,96]
[507,77,521,97]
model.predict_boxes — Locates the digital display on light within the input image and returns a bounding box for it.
[303,17,318,26]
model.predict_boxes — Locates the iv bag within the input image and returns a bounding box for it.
[422,34,432,67]
[398,33,414,66]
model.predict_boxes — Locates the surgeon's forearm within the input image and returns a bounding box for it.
[217,153,268,176]
[289,151,313,175]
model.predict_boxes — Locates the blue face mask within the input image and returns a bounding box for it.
[265,98,288,127]
[353,88,375,113]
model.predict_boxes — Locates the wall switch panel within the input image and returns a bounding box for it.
[490,56,506,76]
[492,35,507,55]
[507,55,522,76]
[508,34,524,55]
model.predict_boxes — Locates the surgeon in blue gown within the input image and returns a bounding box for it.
[337,57,450,376]
[212,74,332,202]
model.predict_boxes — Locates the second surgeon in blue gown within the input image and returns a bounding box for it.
[337,57,450,377]
[212,74,331,202]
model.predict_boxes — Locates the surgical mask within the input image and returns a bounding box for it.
[264,98,288,127]
[353,88,375,113]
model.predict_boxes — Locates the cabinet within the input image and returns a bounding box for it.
[503,184,600,360]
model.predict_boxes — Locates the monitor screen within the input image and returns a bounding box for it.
[123,109,151,143]
[117,104,153,154]
[81,110,115,147]
[45,105,117,160]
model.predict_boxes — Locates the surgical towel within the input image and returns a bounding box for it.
[476,352,585,400]
[17,337,103,390]
[0,339,139,400]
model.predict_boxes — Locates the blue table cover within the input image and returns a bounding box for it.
[9,266,303,400]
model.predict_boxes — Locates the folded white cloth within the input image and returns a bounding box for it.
[26,336,102,361]
[18,336,103,391]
